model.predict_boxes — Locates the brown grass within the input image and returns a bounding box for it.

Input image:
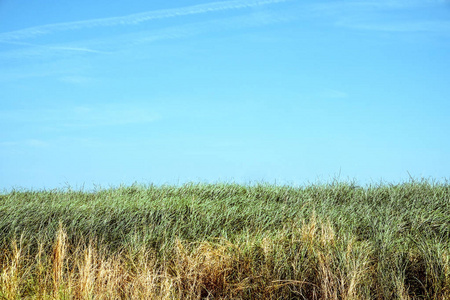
[0,217,448,299]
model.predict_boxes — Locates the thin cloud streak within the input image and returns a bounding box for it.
[306,0,450,34]
[0,105,161,129]
[0,8,291,64]
[337,20,450,33]
[0,0,290,42]
[49,46,108,53]
[0,139,48,148]
[319,89,348,99]
[309,0,444,14]
[119,10,293,47]
[0,40,108,57]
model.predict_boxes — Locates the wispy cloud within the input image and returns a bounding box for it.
[307,0,450,34]
[0,0,290,42]
[48,46,107,54]
[1,0,446,47]
[26,139,49,147]
[309,0,444,14]
[0,139,48,148]
[58,76,95,84]
[0,40,109,67]
[115,9,294,48]
[0,141,17,147]
[337,20,450,33]
[0,40,107,53]
[319,89,349,99]
[0,0,292,66]
[0,105,161,129]
[62,105,161,128]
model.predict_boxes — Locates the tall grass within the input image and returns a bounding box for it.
[0,179,449,299]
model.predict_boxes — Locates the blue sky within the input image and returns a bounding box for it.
[1,0,449,190]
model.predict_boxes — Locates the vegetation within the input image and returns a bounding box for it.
[0,179,449,299]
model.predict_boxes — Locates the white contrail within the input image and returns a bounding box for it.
[47,46,107,53]
[4,40,106,52]
[0,0,289,41]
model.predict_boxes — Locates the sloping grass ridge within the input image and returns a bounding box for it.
[0,180,449,299]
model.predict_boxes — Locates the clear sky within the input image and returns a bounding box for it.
[1,0,449,190]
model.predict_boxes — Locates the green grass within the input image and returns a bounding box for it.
[0,179,449,299]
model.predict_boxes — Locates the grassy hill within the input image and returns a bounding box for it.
[0,180,449,299]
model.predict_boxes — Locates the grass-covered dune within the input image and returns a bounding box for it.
[0,180,449,299]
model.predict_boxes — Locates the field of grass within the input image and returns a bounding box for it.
[0,179,449,299]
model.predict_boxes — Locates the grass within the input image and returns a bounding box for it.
[0,179,449,299]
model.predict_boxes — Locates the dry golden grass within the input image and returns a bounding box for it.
[3,217,446,300]
[1,181,449,299]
